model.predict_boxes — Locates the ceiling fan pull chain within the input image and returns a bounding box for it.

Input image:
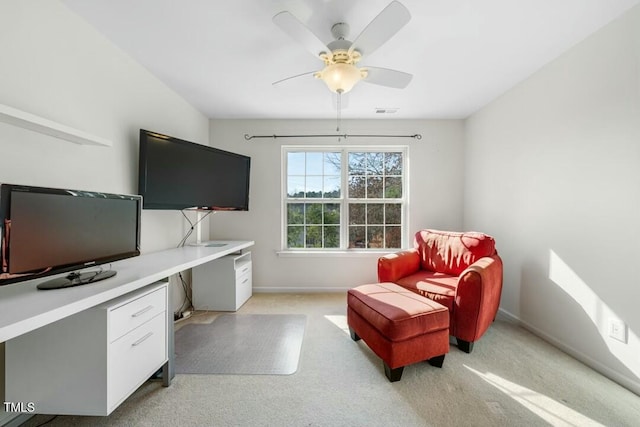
[336,90,342,133]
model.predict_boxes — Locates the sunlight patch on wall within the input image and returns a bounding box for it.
[465,365,605,427]
[548,249,639,378]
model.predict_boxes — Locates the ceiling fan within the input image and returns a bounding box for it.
[272,1,413,96]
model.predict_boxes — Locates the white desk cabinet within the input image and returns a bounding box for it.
[5,282,168,416]
[192,251,252,311]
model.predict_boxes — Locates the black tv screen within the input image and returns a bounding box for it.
[138,129,251,210]
[0,184,141,287]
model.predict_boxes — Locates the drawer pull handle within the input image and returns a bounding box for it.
[132,332,153,347]
[242,278,249,284]
[131,305,153,318]
[241,267,249,274]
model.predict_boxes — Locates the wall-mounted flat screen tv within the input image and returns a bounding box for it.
[138,129,251,211]
[0,184,141,289]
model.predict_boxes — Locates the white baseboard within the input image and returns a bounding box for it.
[253,287,350,293]
[496,307,521,323]
[497,308,640,396]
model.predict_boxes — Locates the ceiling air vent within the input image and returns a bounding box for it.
[375,108,398,114]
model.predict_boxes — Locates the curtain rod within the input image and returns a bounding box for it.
[243,133,422,141]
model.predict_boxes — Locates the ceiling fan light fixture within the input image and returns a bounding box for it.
[319,62,363,93]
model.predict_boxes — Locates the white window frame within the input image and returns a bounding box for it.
[281,145,409,254]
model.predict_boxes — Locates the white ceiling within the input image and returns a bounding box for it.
[61,0,639,120]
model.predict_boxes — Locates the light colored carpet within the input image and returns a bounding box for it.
[174,314,305,375]
[23,293,640,427]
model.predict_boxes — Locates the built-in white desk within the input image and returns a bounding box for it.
[0,240,253,415]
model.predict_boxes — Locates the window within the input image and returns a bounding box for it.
[283,147,407,251]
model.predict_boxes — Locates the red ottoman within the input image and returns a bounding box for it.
[347,282,449,382]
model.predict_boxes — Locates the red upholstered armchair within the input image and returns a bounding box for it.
[377,229,503,353]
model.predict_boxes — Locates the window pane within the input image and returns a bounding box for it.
[348,176,365,198]
[306,225,322,248]
[305,203,323,224]
[288,152,305,175]
[324,226,340,248]
[367,177,383,198]
[384,177,402,198]
[367,204,384,224]
[349,226,366,248]
[385,226,401,248]
[287,203,304,224]
[367,226,384,248]
[349,203,365,224]
[366,152,384,175]
[285,148,405,251]
[306,152,323,175]
[385,203,401,224]
[323,176,340,198]
[384,152,402,175]
[324,152,341,175]
[305,176,323,198]
[348,153,366,175]
[287,176,305,198]
[287,226,304,248]
[324,203,340,224]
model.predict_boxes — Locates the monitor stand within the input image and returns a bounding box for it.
[37,270,117,290]
[187,210,215,246]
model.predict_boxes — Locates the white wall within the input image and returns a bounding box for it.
[464,5,640,394]
[208,119,465,291]
[0,1,209,251]
[0,1,209,420]
[0,0,210,308]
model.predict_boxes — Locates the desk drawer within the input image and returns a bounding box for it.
[236,269,252,308]
[236,262,252,278]
[108,312,166,411]
[109,286,166,342]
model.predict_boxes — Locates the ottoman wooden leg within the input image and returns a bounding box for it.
[349,327,361,342]
[427,354,446,368]
[384,362,404,382]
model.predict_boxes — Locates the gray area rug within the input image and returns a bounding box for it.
[174,314,306,375]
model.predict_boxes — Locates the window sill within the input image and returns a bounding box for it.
[276,250,395,258]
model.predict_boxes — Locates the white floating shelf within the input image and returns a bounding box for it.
[0,103,112,147]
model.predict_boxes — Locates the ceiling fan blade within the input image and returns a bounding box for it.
[348,1,411,57]
[272,71,318,87]
[362,67,412,89]
[273,11,330,58]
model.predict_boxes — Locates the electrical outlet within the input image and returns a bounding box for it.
[609,318,627,343]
